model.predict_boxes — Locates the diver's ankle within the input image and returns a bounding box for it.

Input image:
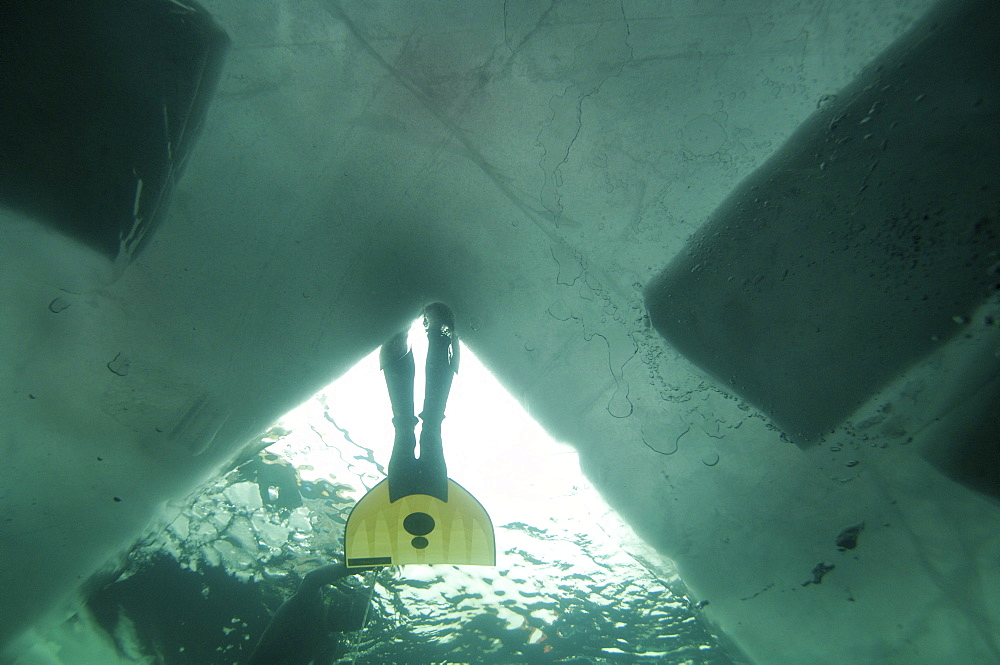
[392,415,419,430]
[418,412,444,431]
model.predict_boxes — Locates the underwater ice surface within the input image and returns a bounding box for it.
[2,1,996,663]
[88,340,740,664]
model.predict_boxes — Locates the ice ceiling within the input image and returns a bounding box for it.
[1,1,998,664]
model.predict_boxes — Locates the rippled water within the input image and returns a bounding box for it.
[87,341,741,664]
[90,432,734,663]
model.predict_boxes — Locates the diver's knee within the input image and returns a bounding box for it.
[379,331,410,368]
[423,303,456,339]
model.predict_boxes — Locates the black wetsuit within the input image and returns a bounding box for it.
[381,303,457,503]
[246,563,365,665]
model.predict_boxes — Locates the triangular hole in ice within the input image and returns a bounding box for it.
[266,317,681,625]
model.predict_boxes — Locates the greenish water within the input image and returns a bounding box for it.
[82,407,741,665]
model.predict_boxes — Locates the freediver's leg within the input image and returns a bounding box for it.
[417,303,457,496]
[381,332,419,487]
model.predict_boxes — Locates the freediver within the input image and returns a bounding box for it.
[246,562,371,665]
[380,302,459,503]
[247,305,463,663]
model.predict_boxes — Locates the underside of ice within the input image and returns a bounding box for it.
[1,1,997,664]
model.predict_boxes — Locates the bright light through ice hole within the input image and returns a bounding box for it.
[264,317,678,618]
[267,317,596,528]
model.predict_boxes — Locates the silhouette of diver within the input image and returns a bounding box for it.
[247,305,461,663]
[381,302,459,503]
[246,563,371,665]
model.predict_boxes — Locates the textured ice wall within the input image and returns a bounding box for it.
[645,0,999,444]
[4,1,997,664]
